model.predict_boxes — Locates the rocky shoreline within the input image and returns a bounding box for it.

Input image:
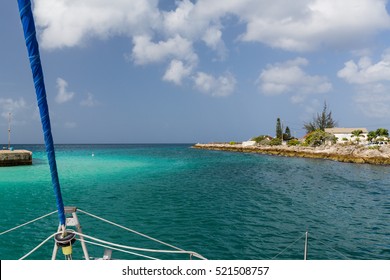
[193,143,390,165]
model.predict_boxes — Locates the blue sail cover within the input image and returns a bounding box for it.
[17,0,66,226]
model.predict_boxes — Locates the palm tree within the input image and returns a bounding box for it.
[376,128,389,137]
[351,129,363,143]
[367,131,377,143]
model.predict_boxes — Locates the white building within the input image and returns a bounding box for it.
[242,140,257,147]
[325,128,368,144]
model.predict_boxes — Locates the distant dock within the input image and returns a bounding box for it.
[0,150,32,167]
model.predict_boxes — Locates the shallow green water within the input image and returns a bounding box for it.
[0,144,389,260]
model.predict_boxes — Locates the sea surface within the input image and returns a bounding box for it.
[0,144,389,260]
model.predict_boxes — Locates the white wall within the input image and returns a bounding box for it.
[335,133,368,143]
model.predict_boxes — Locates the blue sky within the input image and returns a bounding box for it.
[1,0,390,144]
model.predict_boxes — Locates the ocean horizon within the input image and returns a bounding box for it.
[1,143,389,260]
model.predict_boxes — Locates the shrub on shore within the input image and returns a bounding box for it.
[251,135,272,143]
[304,129,336,147]
[287,139,300,146]
[258,139,271,145]
[269,138,282,146]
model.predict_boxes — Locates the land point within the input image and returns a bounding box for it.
[0,149,32,167]
[193,143,390,165]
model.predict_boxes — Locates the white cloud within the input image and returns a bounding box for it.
[0,98,27,118]
[202,26,227,60]
[354,84,390,118]
[0,98,33,127]
[163,60,193,85]
[338,49,390,118]
[131,35,198,86]
[257,57,332,103]
[56,78,75,104]
[238,0,390,51]
[338,50,390,84]
[80,93,98,107]
[33,0,390,96]
[35,0,390,52]
[193,72,236,97]
[131,35,197,66]
[162,0,197,38]
[34,0,160,49]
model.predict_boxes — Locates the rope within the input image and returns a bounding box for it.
[1,208,206,260]
[19,232,58,260]
[77,238,160,260]
[17,0,66,226]
[271,233,306,259]
[0,210,57,236]
[73,231,206,260]
[78,209,186,252]
[5,208,350,260]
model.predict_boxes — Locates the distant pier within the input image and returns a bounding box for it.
[0,150,32,167]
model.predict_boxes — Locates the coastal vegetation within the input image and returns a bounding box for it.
[303,130,336,147]
[276,118,282,140]
[303,102,337,133]
[193,141,390,165]
[196,102,390,165]
[287,139,300,146]
[269,138,282,146]
[262,103,389,147]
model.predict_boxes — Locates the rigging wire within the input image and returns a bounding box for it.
[77,238,160,260]
[271,233,306,259]
[3,209,205,260]
[19,232,58,260]
[0,210,57,236]
[2,209,351,260]
[17,229,204,260]
[73,231,206,260]
[78,209,186,252]
[309,234,351,260]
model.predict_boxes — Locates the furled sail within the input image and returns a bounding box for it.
[17,0,66,226]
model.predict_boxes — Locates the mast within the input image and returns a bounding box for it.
[8,113,11,150]
[17,0,66,227]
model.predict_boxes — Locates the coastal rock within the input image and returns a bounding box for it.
[192,143,390,165]
[0,150,32,167]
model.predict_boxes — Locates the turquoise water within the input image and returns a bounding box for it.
[0,144,389,260]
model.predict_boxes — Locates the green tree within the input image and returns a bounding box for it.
[304,129,336,147]
[303,102,337,133]
[287,139,300,146]
[251,135,269,143]
[276,118,282,140]
[351,130,363,137]
[269,138,282,146]
[351,129,364,143]
[367,131,377,142]
[376,128,389,137]
[284,126,292,140]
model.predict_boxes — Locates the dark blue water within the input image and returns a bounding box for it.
[0,144,389,260]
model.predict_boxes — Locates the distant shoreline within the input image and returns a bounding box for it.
[192,143,390,165]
